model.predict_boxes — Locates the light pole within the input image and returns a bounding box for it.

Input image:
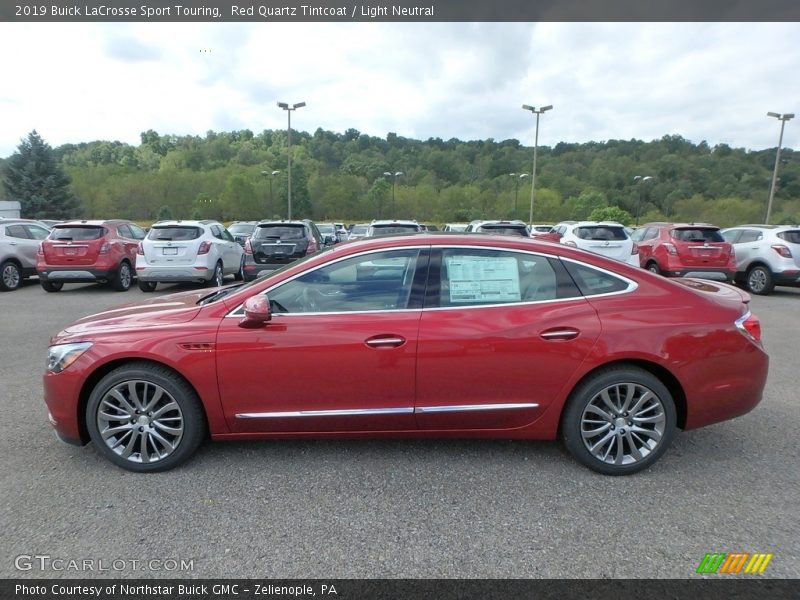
[383,171,403,218]
[277,101,305,220]
[509,173,529,216]
[633,175,654,225]
[521,104,552,225]
[765,112,794,224]
[260,170,280,216]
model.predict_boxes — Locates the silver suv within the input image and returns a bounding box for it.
[721,225,800,295]
[0,218,51,291]
[136,220,244,291]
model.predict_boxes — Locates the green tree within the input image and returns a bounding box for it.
[3,130,78,219]
[588,206,634,225]
[157,205,173,221]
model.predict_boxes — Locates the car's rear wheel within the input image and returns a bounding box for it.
[745,265,774,295]
[111,261,132,291]
[234,256,244,281]
[41,281,64,293]
[561,366,676,475]
[138,280,157,292]
[0,260,22,291]
[646,261,661,275]
[86,363,206,472]
[207,261,224,287]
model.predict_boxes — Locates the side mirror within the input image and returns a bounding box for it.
[239,295,271,328]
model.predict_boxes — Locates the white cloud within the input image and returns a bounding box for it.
[0,22,797,157]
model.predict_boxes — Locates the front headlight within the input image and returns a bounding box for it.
[46,342,93,373]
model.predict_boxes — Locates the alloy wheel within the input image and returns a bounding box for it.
[1,263,20,290]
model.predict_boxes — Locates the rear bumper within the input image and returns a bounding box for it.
[38,266,118,283]
[664,267,734,282]
[137,266,213,283]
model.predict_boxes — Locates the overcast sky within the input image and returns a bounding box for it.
[0,22,797,158]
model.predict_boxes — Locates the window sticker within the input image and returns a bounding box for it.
[445,255,521,303]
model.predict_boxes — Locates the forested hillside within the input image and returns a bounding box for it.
[3,127,799,226]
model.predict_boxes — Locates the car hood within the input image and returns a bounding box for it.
[58,288,209,337]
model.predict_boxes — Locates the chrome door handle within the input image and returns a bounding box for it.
[365,336,406,348]
[540,328,579,340]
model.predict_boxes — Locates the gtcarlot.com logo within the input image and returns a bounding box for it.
[14,554,194,572]
[696,552,773,574]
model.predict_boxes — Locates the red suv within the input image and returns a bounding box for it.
[631,223,736,282]
[37,220,146,292]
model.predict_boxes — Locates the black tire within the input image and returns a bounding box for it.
[85,362,207,473]
[561,366,676,476]
[234,256,244,281]
[0,260,22,291]
[111,261,132,291]
[207,261,224,288]
[138,280,157,292]
[645,261,661,276]
[41,281,64,293]
[745,265,774,296]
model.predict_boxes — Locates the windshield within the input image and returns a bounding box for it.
[317,224,335,234]
[477,225,528,236]
[350,225,368,235]
[228,224,255,235]
[370,225,420,236]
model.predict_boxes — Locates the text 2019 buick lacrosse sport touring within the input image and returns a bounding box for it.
[43,234,768,475]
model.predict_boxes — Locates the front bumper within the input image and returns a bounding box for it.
[43,368,87,446]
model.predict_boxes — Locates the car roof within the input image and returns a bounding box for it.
[151,220,215,227]
[370,219,419,226]
[256,220,309,226]
[54,219,130,227]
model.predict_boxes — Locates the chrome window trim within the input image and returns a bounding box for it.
[225,243,638,318]
[414,403,539,414]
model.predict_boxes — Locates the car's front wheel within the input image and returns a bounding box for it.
[0,260,22,291]
[86,363,206,472]
[745,265,774,295]
[234,255,244,281]
[561,366,676,475]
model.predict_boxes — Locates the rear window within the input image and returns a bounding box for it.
[148,226,203,241]
[777,230,800,244]
[370,224,420,235]
[228,224,255,235]
[671,228,724,243]
[477,225,529,236]
[50,226,105,241]
[254,225,306,240]
[350,225,368,235]
[574,226,627,241]
[317,224,335,234]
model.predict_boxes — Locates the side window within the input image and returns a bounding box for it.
[629,228,647,242]
[128,224,146,240]
[210,225,222,240]
[644,227,659,241]
[5,225,29,239]
[562,261,632,297]
[721,229,741,243]
[25,225,51,240]
[268,249,421,314]
[434,248,579,308]
[117,224,133,239]
[738,230,763,243]
[220,227,235,242]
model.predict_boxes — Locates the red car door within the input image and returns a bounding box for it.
[216,248,427,433]
[415,248,602,430]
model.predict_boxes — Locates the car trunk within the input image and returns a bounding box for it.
[671,228,731,267]
[43,225,107,266]
[250,224,310,265]
[144,225,203,265]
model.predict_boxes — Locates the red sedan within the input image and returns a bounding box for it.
[43,234,768,475]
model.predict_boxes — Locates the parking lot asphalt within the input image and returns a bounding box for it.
[1,278,798,579]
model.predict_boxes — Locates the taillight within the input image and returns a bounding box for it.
[735,311,762,345]
[37,243,44,256]
[244,239,253,255]
[771,244,793,259]
[306,238,319,254]
[99,242,110,254]
[137,242,143,255]
[631,242,639,255]
[197,241,211,255]
[664,243,677,256]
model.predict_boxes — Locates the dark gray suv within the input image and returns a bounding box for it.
[242,220,324,281]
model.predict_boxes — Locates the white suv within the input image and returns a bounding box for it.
[556,221,639,266]
[136,220,244,291]
[721,224,800,295]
